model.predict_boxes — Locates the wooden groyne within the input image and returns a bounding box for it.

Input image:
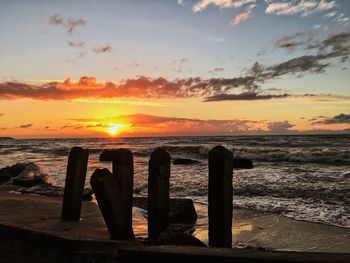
[61,145,234,247]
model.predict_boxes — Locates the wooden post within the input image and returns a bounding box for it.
[61,147,89,221]
[208,145,233,248]
[99,149,134,238]
[90,168,134,239]
[148,148,171,240]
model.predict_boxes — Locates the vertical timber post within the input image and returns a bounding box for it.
[208,145,233,248]
[61,147,89,221]
[148,148,171,240]
[99,149,134,239]
[90,168,134,239]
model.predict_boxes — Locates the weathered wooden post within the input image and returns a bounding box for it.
[61,147,89,221]
[90,168,134,239]
[208,145,233,248]
[148,148,171,240]
[98,149,134,239]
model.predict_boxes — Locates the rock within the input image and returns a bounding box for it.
[169,198,197,224]
[133,197,197,224]
[12,163,46,187]
[173,158,200,165]
[0,163,30,184]
[82,188,93,201]
[156,232,207,247]
[0,167,13,184]
[19,184,64,197]
[13,177,45,187]
[19,184,93,201]
[233,157,253,169]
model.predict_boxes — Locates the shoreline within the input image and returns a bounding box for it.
[0,187,349,253]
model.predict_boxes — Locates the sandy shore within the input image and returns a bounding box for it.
[0,186,349,253]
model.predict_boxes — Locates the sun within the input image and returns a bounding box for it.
[106,122,126,136]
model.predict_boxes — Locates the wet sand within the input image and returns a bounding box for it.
[0,187,349,253]
[193,203,350,252]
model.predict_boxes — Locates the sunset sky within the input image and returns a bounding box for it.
[0,0,349,138]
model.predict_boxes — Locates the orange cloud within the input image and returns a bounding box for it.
[70,113,265,136]
[57,76,103,90]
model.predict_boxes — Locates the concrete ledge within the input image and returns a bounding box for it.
[1,223,349,263]
[118,245,350,263]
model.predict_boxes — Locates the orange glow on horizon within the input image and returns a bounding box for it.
[105,122,129,136]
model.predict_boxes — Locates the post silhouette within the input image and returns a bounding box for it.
[61,147,89,221]
[90,168,134,239]
[99,149,134,238]
[148,148,171,240]
[208,145,233,248]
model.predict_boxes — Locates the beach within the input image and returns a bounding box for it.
[0,186,349,253]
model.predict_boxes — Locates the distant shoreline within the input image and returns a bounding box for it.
[0,137,14,140]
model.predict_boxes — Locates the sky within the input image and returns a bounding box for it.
[0,0,349,138]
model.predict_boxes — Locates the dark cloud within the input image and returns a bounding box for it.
[204,92,289,102]
[275,31,350,62]
[66,18,86,35]
[49,13,63,26]
[60,124,80,129]
[18,124,33,129]
[172,58,189,64]
[172,58,189,73]
[311,113,350,125]
[267,121,295,132]
[49,13,86,35]
[92,45,112,54]
[208,67,224,75]
[0,113,4,117]
[68,41,85,48]
[275,32,314,51]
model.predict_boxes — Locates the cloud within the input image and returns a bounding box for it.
[189,1,342,26]
[49,13,86,35]
[267,120,295,132]
[231,9,252,25]
[178,0,185,6]
[275,32,312,51]
[172,58,189,64]
[192,0,256,13]
[66,18,86,35]
[1,32,349,102]
[49,13,63,25]
[18,124,33,129]
[204,92,289,101]
[265,0,335,17]
[272,31,350,73]
[324,11,337,17]
[92,45,112,54]
[68,41,85,48]
[311,113,350,125]
[71,113,349,135]
[0,113,3,117]
[71,113,264,135]
[172,58,190,73]
[208,67,225,74]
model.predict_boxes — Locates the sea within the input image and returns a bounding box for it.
[0,134,349,228]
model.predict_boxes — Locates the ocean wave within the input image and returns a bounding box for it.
[232,196,350,228]
[139,145,350,165]
[233,184,350,203]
